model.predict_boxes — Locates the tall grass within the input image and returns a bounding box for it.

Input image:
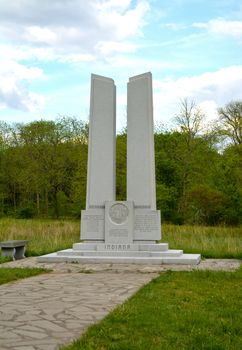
[0,218,80,256]
[162,224,242,259]
[0,219,241,258]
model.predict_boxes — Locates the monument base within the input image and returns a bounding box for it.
[39,202,200,265]
[38,242,201,265]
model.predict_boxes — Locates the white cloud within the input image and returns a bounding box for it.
[0,81,45,113]
[97,0,149,40]
[162,22,187,31]
[194,18,242,39]
[0,43,95,64]
[0,0,149,59]
[105,56,184,71]
[0,1,150,113]
[0,59,43,81]
[197,100,218,121]
[0,58,45,112]
[96,0,132,11]
[153,66,242,125]
[24,26,58,45]
[95,41,138,55]
[59,53,95,64]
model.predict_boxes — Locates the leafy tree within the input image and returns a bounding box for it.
[175,98,205,139]
[0,118,88,218]
[187,184,228,225]
[173,99,209,219]
[218,100,242,145]
[0,102,241,226]
[216,144,242,224]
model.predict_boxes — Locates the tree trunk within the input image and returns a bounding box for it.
[53,188,59,219]
[36,192,40,216]
[45,190,49,217]
[13,184,16,212]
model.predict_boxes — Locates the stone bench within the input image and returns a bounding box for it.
[0,240,29,260]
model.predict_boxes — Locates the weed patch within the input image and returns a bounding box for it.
[0,267,51,285]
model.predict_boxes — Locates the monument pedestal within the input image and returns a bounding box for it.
[37,243,200,265]
[38,200,200,265]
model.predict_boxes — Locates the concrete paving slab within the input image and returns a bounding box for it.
[0,270,156,350]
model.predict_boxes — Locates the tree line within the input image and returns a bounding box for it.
[0,100,241,225]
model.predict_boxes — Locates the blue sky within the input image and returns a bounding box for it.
[0,0,241,131]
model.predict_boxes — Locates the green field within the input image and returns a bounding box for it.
[0,218,241,258]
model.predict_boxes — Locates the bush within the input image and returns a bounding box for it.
[187,185,228,225]
[16,207,34,219]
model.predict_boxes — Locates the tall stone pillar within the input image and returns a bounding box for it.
[81,74,116,241]
[127,72,161,242]
[127,72,156,209]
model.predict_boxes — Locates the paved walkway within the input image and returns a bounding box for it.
[0,270,156,350]
[0,258,241,350]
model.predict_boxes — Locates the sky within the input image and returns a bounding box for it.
[0,0,241,131]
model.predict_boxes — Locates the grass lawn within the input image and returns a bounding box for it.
[0,267,50,285]
[62,268,242,350]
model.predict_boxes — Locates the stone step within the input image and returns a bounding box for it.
[161,254,201,265]
[72,242,169,252]
[73,243,98,250]
[57,249,183,258]
[138,243,169,251]
[38,253,201,265]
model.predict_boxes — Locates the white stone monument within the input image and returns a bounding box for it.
[39,72,200,265]
[127,73,161,243]
[81,74,116,242]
